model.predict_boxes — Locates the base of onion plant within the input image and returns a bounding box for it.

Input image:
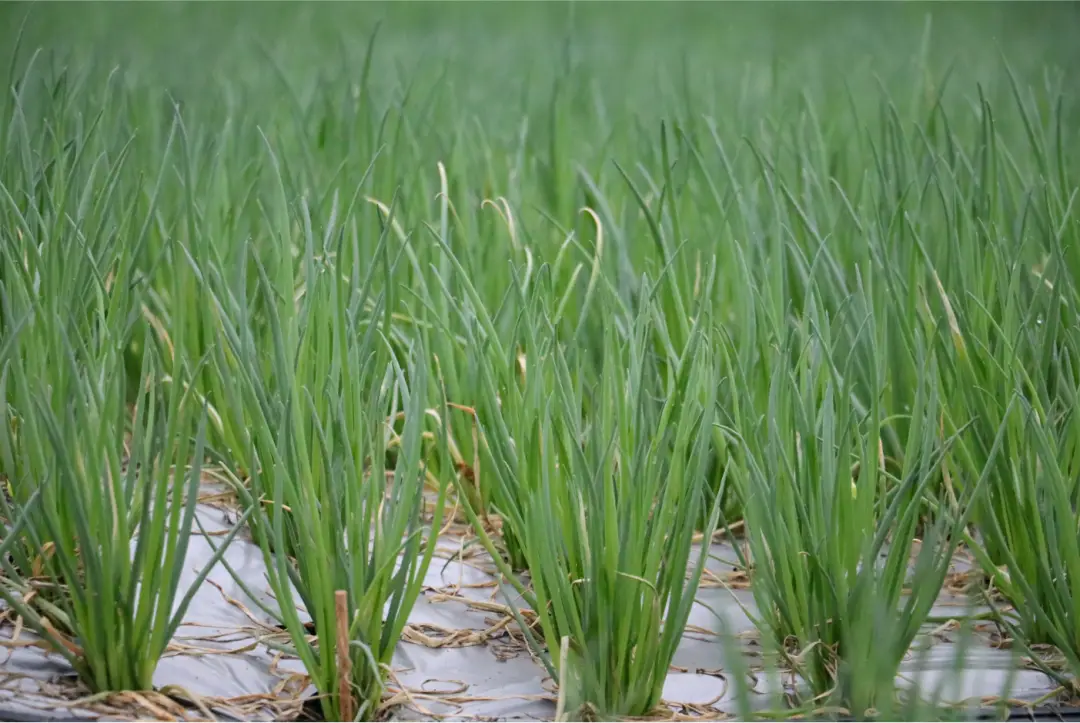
[0,336,251,693]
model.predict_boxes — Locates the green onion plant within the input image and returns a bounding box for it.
[0,58,250,693]
[724,284,1007,715]
[199,184,450,720]
[450,255,723,718]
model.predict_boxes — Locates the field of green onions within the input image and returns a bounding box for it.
[1,2,1079,721]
